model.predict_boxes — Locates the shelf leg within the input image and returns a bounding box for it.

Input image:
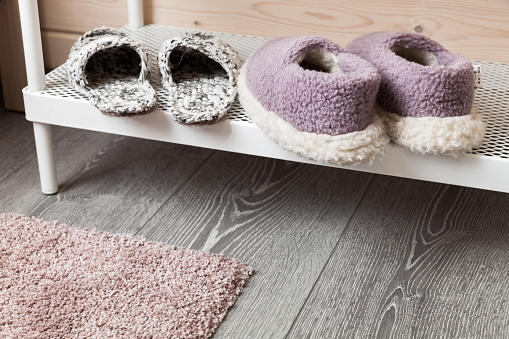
[18,1,56,194]
[18,0,46,92]
[127,0,144,28]
[33,122,58,195]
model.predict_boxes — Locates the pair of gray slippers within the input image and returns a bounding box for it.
[66,27,241,123]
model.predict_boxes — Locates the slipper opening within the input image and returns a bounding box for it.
[294,48,344,74]
[169,46,227,83]
[168,46,229,116]
[85,46,142,88]
[390,46,440,66]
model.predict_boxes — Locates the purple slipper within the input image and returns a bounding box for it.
[237,36,389,165]
[347,31,484,155]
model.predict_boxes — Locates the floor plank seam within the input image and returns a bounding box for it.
[30,132,122,200]
[0,134,32,142]
[282,174,377,339]
[0,142,37,186]
[133,150,218,237]
[0,121,77,186]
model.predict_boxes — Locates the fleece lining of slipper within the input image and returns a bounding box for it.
[238,60,389,166]
[66,27,157,117]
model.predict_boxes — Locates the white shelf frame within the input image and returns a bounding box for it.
[18,0,509,194]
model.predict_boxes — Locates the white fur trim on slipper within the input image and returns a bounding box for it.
[238,61,390,166]
[378,105,485,156]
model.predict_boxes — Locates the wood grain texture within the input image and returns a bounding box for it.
[41,31,81,69]
[38,0,509,63]
[288,176,509,339]
[0,110,28,137]
[0,124,110,216]
[0,0,27,111]
[31,136,213,233]
[0,112,37,182]
[0,109,213,232]
[135,152,374,338]
[38,0,128,33]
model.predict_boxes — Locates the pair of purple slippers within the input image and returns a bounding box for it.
[238,31,485,165]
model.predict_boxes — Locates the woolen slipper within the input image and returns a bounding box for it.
[237,36,389,165]
[66,27,157,117]
[347,31,484,155]
[158,33,242,123]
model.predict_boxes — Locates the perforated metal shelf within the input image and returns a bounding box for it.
[40,25,509,159]
[24,24,509,193]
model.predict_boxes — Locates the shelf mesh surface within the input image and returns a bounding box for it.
[41,25,509,158]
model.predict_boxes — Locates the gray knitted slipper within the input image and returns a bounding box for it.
[66,27,157,117]
[158,33,242,123]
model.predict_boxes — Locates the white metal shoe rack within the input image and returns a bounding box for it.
[18,0,509,194]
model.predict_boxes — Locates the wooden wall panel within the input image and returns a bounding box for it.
[0,0,27,111]
[41,31,81,70]
[38,0,128,33]
[39,0,509,67]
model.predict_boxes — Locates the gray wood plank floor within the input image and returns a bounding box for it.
[287,178,509,338]
[1,107,508,339]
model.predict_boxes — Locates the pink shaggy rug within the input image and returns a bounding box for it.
[0,213,252,338]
